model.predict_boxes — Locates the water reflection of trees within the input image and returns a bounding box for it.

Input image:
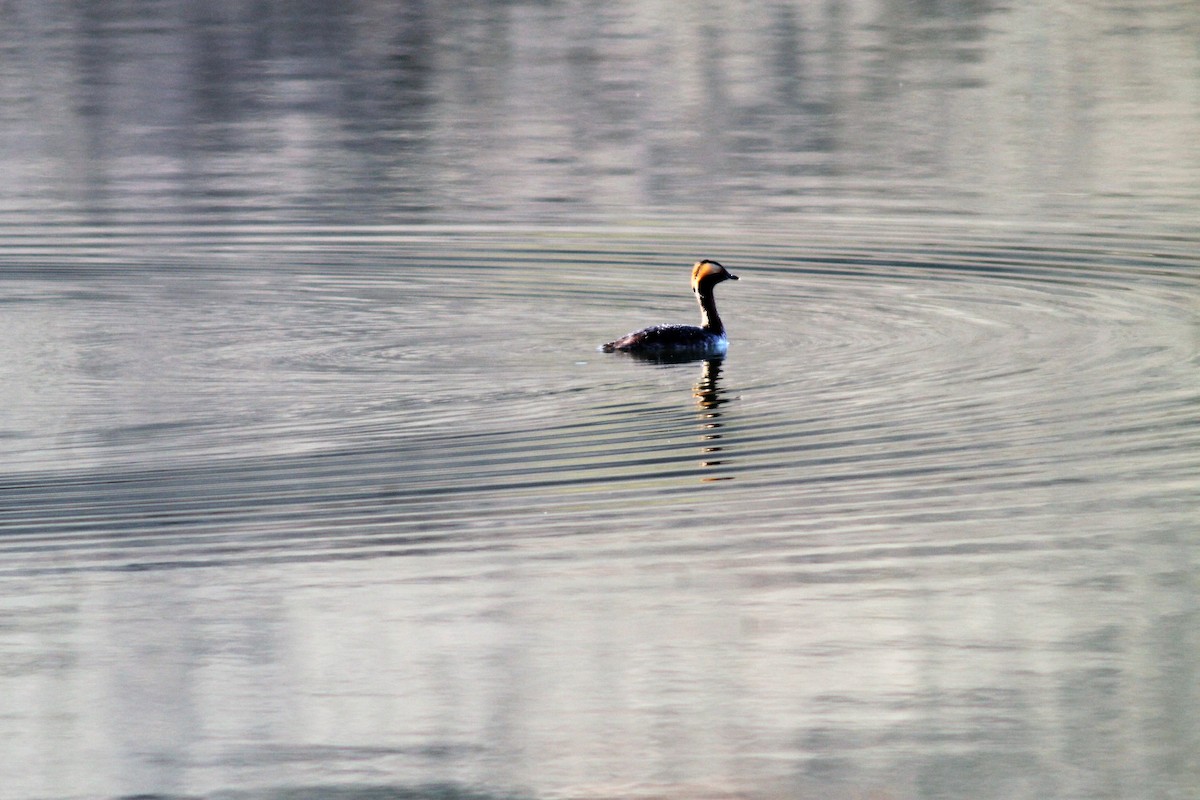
[4,0,1195,224]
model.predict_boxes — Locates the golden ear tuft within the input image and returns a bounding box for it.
[691,259,727,284]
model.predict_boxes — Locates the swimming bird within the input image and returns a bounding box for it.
[601,259,739,356]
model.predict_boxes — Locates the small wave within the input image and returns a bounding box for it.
[1,223,1196,579]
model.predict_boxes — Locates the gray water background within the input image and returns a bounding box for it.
[1,2,1199,800]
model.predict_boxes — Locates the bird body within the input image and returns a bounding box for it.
[601,260,739,356]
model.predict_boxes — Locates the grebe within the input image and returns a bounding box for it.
[601,259,739,355]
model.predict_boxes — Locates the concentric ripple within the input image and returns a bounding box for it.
[0,222,1197,579]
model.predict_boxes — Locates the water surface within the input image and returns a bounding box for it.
[1,3,1199,800]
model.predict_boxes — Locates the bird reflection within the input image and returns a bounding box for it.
[692,358,734,482]
[616,351,737,482]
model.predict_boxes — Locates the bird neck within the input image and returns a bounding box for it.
[697,286,724,334]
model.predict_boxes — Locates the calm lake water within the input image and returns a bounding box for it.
[2,3,1199,800]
